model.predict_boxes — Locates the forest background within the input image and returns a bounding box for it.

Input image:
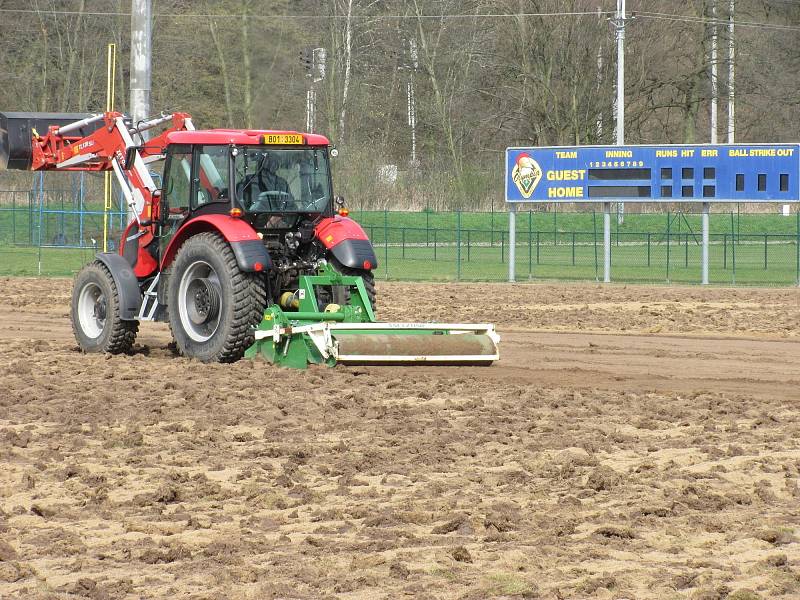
[0,0,798,211]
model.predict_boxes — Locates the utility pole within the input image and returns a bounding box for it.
[130,0,151,222]
[728,0,735,143]
[610,0,627,224]
[406,38,419,168]
[710,0,718,144]
[596,7,604,140]
[130,0,151,133]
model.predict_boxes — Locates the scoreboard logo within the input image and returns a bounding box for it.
[512,153,542,199]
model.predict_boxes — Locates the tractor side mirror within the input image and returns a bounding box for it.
[334,195,345,207]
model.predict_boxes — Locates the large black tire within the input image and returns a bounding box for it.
[71,261,138,354]
[328,257,377,310]
[168,232,266,363]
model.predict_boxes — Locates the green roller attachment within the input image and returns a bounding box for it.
[245,264,500,369]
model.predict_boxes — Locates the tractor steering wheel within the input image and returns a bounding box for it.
[253,190,294,211]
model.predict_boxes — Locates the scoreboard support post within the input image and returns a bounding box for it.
[603,202,612,283]
[508,203,517,282]
[702,202,710,285]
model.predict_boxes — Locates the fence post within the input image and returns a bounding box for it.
[593,209,599,281]
[553,209,557,246]
[528,230,532,279]
[536,231,540,264]
[731,211,736,285]
[434,229,437,261]
[764,233,768,270]
[457,210,462,281]
[666,210,671,282]
[685,232,689,268]
[426,211,430,246]
[467,229,471,262]
[501,231,505,263]
[528,210,532,278]
[572,231,576,266]
[647,232,651,267]
[384,209,389,280]
[402,227,406,259]
[12,191,16,244]
[723,233,727,269]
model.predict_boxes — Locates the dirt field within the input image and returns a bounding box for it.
[1,277,799,599]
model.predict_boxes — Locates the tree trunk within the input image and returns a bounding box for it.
[241,0,253,129]
[207,16,235,127]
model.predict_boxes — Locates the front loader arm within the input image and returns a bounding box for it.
[30,111,193,225]
[28,111,194,277]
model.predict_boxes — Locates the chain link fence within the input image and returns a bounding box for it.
[2,191,799,286]
[354,208,800,286]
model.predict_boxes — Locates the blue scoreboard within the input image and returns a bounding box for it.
[505,144,800,203]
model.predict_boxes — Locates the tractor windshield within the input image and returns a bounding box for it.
[234,147,332,214]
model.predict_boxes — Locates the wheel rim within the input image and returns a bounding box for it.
[77,282,107,339]
[178,260,223,343]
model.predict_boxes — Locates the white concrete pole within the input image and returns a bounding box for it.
[130,0,151,130]
[129,0,151,222]
[710,0,718,144]
[727,0,735,143]
[614,0,626,225]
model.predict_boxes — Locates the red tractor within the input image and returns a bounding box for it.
[0,111,377,362]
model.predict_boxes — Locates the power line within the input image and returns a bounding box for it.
[636,11,800,32]
[0,6,797,31]
[0,8,616,19]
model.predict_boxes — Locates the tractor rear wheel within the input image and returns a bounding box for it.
[71,261,138,354]
[169,232,266,363]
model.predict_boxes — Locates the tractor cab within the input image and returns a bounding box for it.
[158,131,335,232]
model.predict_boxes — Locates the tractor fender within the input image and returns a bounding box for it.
[161,214,272,272]
[314,216,378,270]
[95,252,142,321]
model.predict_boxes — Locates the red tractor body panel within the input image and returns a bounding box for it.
[314,216,377,270]
[314,215,370,249]
[161,214,260,269]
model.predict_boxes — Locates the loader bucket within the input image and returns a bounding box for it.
[0,112,101,170]
[245,265,500,369]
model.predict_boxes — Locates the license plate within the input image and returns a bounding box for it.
[263,134,304,145]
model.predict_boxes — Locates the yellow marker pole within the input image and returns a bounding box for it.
[103,43,117,252]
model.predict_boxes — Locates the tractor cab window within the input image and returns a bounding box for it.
[233,146,331,214]
[192,145,229,208]
[163,145,192,218]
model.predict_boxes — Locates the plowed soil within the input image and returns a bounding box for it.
[1,277,799,599]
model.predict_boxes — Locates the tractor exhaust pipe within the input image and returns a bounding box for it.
[0,111,105,170]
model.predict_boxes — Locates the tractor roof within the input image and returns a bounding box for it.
[166,129,330,146]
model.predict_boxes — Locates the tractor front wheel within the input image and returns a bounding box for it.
[71,261,138,354]
[169,232,265,363]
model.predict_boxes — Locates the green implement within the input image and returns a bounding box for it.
[245,265,500,369]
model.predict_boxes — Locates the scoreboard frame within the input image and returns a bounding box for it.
[505,144,800,204]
